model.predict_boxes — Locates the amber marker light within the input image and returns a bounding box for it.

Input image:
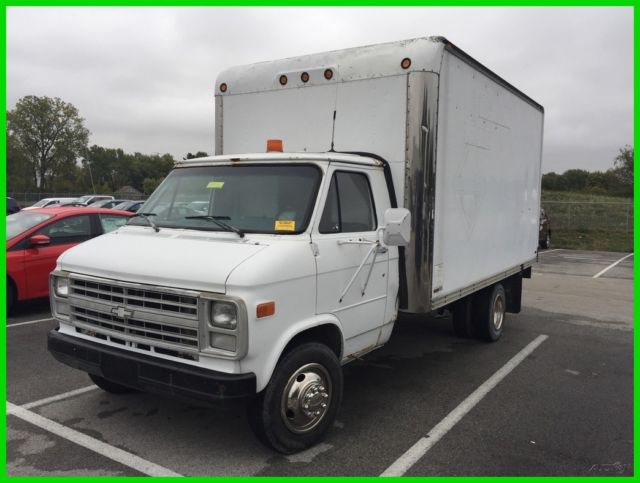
[219,83,228,93]
[266,139,283,152]
[279,75,288,86]
[401,58,412,69]
[324,68,333,80]
[257,302,275,319]
[301,72,310,83]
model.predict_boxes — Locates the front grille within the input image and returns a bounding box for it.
[72,306,199,348]
[67,275,201,358]
[71,278,198,319]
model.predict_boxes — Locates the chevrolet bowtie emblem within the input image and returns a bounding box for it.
[111,306,133,318]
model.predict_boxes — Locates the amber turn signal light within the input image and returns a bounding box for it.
[257,302,275,318]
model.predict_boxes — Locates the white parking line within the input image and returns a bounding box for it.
[23,385,98,410]
[6,402,182,476]
[538,249,562,255]
[592,253,634,279]
[381,334,549,477]
[6,317,55,328]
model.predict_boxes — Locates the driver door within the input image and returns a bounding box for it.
[313,167,389,358]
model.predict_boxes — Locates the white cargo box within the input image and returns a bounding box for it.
[215,36,544,313]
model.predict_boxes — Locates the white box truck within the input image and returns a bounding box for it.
[48,37,544,453]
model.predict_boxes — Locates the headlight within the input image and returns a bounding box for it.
[54,277,69,297]
[211,301,237,329]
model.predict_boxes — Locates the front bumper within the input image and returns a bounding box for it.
[48,330,256,404]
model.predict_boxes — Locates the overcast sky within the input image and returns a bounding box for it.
[7,7,633,174]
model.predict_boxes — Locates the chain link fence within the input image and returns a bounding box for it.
[541,200,633,252]
[7,192,148,206]
[7,192,633,251]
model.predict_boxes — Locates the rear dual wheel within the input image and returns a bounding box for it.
[452,283,506,342]
[475,284,506,342]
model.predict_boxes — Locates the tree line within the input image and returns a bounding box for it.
[7,95,633,198]
[7,95,208,195]
[542,146,633,197]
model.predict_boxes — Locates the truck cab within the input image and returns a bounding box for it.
[49,152,408,453]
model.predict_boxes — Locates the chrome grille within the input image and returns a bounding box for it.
[70,278,198,319]
[67,275,201,357]
[72,306,199,349]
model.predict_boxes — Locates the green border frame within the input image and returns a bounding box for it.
[1,4,636,480]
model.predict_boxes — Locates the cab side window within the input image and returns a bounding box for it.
[37,215,92,246]
[319,171,376,233]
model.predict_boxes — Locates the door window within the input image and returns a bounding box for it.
[319,171,377,233]
[37,215,92,245]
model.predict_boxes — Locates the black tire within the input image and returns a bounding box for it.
[247,343,343,454]
[7,280,15,314]
[473,284,506,342]
[540,232,550,249]
[89,373,135,394]
[451,297,473,338]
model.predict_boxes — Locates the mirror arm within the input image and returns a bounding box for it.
[339,241,379,303]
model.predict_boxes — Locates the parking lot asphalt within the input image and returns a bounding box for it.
[5,249,634,476]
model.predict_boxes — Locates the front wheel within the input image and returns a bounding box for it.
[247,343,343,454]
[7,281,15,314]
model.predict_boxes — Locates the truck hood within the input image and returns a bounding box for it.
[57,227,267,293]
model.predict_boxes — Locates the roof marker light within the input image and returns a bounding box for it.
[279,75,288,86]
[219,83,228,93]
[301,72,310,83]
[324,68,333,80]
[267,139,283,152]
[401,58,412,69]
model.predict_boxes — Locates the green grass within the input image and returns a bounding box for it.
[542,191,632,203]
[550,229,633,253]
[542,191,633,252]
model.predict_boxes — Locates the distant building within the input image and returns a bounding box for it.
[114,185,144,200]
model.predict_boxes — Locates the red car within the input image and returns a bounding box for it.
[6,207,133,312]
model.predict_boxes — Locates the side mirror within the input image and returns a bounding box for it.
[382,208,411,246]
[29,234,50,247]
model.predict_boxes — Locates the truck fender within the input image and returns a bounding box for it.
[253,314,344,393]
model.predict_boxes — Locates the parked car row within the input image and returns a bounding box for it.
[5,195,145,311]
[6,206,134,312]
[9,195,145,214]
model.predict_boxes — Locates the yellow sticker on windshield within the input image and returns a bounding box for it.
[275,220,296,231]
[207,181,225,189]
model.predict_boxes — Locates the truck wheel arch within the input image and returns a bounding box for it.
[280,323,343,362]
[254,316,344,393]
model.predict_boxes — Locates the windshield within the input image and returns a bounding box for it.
[76,195,93,204]
[130,164,322,234]
[7,212,54,240]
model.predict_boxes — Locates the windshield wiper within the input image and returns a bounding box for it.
[128,212,159,232]
[185,215,245,238]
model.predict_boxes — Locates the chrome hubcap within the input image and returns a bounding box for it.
[493,294,505,331]
[281,363,331,434]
